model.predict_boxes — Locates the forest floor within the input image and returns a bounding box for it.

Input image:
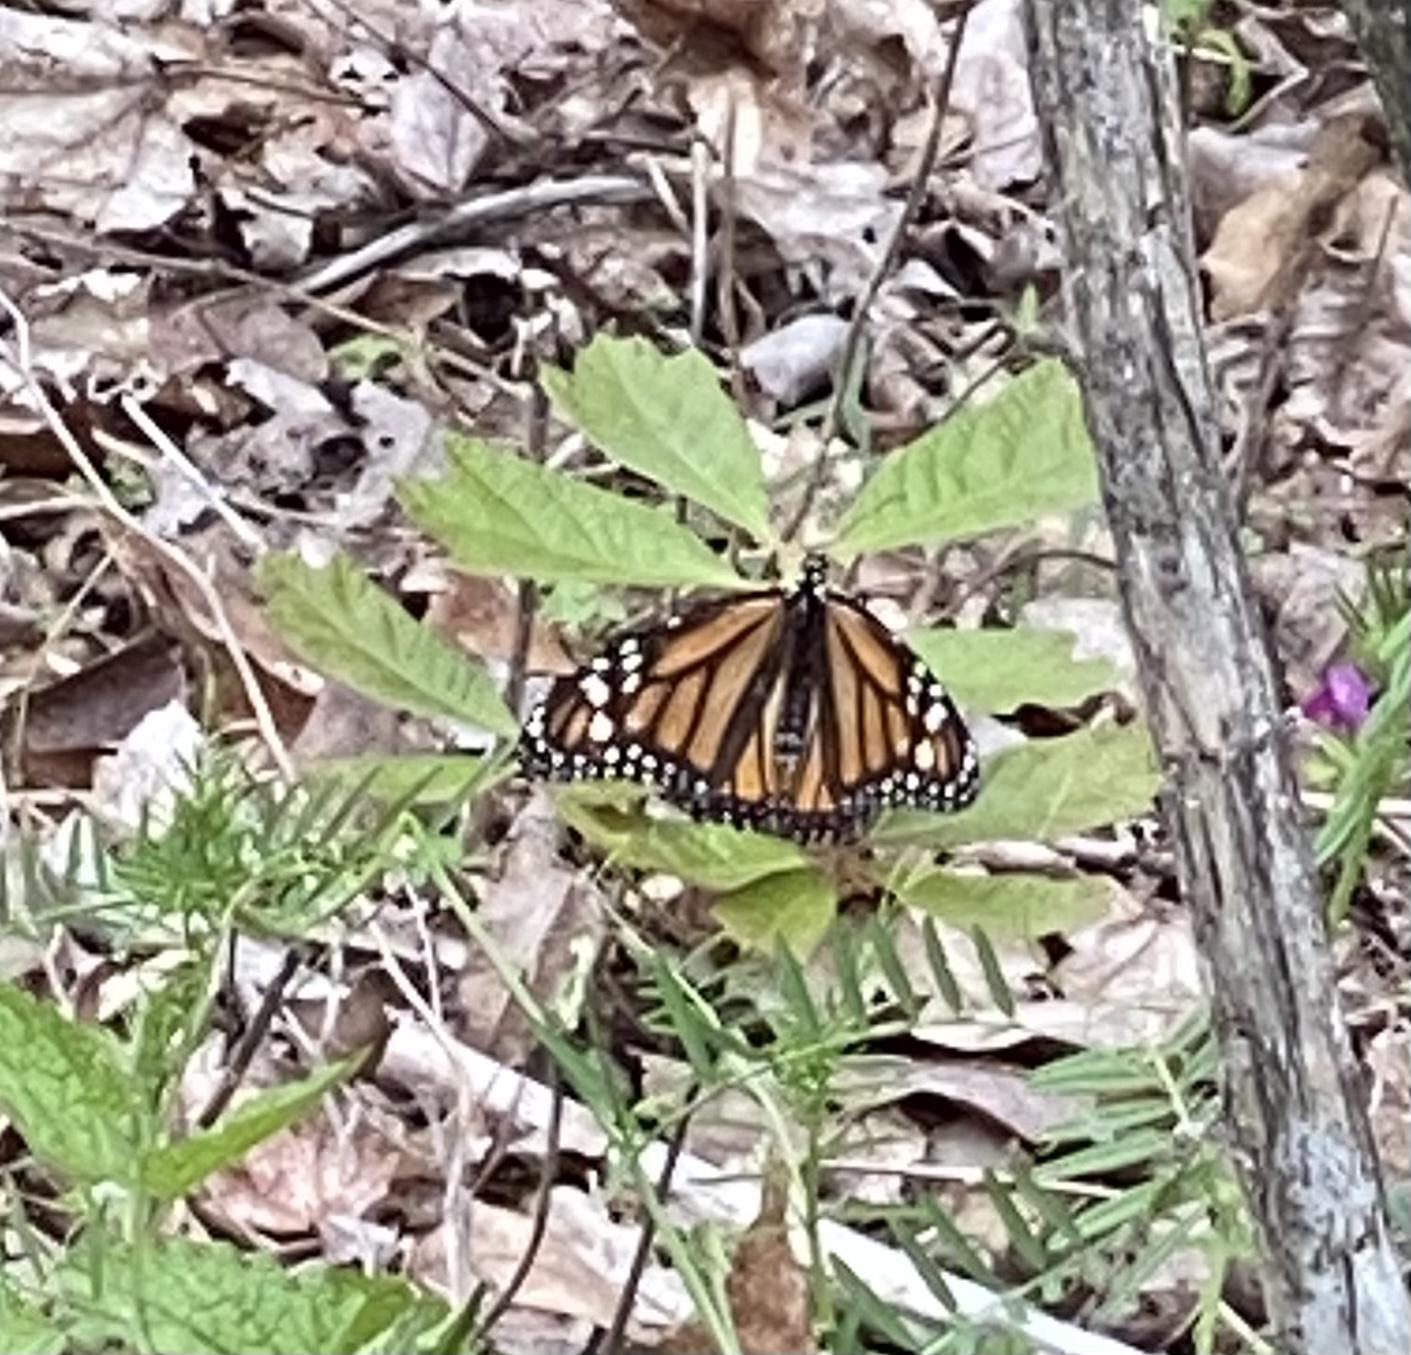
[0,2,1407,1353]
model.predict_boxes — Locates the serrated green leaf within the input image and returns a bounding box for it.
[556,797,808,891]
[306,754,496,804]
[542,335,772,541]
[399,436,746,590]
[0,1279,64,1355]
[259,552,515,736]
[875,723,1160,847]
[59,1234,445,1355]
[0,982,140,1185]
[714,869,836,958]
[908,627,1117,713]
[141,1056,361,1199]
[833,361,1098,555]
[888,869,1113,940]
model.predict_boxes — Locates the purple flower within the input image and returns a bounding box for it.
[1302,661,1373,732]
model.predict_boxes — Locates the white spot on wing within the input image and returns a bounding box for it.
[580,674,612,708]
[588,711,615,743]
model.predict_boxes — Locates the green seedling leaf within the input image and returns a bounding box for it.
[715,868,836,958]
[1074,1178,1164,1239]
[259,552,516,736]
[542,335,772,541]
[833,360,1098,555]
[328,334,408,381]
[399,436,746,590]
[909,627,1117,713]
[59,1234,445,1355]
[0,982,140,1186]
[307,754,496,804]
[557,797,808,891]
[0,1279,64,1355]
[875,723,1160,847]
[888,869,1113,940]
[921,917,964,1014]
[141,1055,361,1199]
[869,915,919,1017]
[972,927,1018,1017]
[1032,1129,1170,1188]
[1030,1048,1163,1098]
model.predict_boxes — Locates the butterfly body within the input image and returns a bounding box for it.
[520,557,980,843]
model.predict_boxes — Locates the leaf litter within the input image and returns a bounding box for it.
[0,1,1407,1352]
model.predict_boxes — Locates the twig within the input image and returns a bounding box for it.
[467,1067,564,1343]
[196,947,302,1128]
[592,1107,694,1355]
[118,394,265,552]
[506,383,549,720]
[714,95,741,362]
[689,137,711,346]
[782,5,972,544]
[0,289,296,782]
[310,0,526,149]
[296,175,651,295]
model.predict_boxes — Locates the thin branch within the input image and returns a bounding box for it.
[689,137,712,347]
[592,1107,693,1355]
[296,174,651,295]
[782,4,972,544]
[0,289,296,782]
[467,1066,565,1343]
[506,382,549,720]
[196,947,302,1128]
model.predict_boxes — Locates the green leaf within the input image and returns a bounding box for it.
[888,869,1114,939]
[399,436,747,590]
[875,723,1160,847]
[833,361,1098,555]
[328,335,408,381]
[542,335,772,541]
[715,869,837,958]
[556,797,809,891]
[0,982,141,1185]
[59,1235,445,1355]
[908,627,1117,712]
[306,754,497,804]
[141,1056,361,1199]
[0,1279,64,1355]
[259,552,516,736]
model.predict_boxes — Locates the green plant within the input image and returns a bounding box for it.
[0,759,486,1354]
[260,335,1159,955]
[1316,554,1411,922]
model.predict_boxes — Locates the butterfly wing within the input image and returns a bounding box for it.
[811,594,979,821]
[520,591,791,826]
[520,574,980,843]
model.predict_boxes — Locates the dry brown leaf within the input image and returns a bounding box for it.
[20,630,185,766]
[419,567,572,674]
[200,1103,407,1237]
[411,1186,692,1335]
[726,1167,815,1354]
[456,799,604,1064]
[836,1056,1086,1144]
[1202,114,1383,321]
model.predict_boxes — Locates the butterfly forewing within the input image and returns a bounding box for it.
[520,561,980,842]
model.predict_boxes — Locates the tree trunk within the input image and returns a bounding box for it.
[1022,4,1411,1352]
[1341,2,1411,177]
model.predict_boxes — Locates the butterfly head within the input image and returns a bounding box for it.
[798,552,831,597]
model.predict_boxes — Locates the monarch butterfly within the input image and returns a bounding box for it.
[519,555,980,843]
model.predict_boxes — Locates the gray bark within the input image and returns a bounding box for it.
[1341,2,1411,178]
[1022,4,1411,1352]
